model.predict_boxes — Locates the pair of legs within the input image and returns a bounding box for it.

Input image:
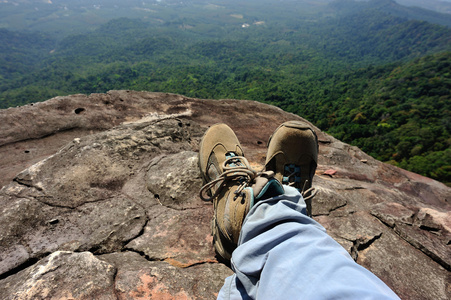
[199,121,399,299]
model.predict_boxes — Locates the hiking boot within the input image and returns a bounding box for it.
[198,124,256,262]
[199,124,284,263]
[265,121,318,216]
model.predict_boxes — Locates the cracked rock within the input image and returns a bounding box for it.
[126,205,216,266]
[146,151,204,209]
[312,185,347,216]
[0,251,117,300]
[371,202,451,271]
[0,194,146,275]
[99,251,233,299]
[0,91,450,300]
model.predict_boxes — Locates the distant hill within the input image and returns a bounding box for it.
[0,29,55,81]
[395,0,451,14]
[329,0,451,27]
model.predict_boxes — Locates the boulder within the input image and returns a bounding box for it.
[0,91,449,299]
[0,251,117,300]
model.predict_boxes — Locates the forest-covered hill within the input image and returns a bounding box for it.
[0,0,450,185]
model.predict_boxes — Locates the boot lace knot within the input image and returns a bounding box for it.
[200,153,257,202]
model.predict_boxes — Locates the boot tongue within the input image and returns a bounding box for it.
[252,171,285,203]
[206,152,242,183]
[225,151,243,167]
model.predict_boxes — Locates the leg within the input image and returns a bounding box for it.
[198,122,399,299]
[218,186,400,300]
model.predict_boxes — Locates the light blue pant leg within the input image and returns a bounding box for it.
[218,186,400,300]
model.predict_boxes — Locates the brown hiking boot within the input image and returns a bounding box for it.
[265,121,318,216]
[198,124,256,263]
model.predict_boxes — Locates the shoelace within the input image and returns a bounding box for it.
[283,164,318,202]
[200,155,257,202]
[301,185,317,202]
[200,158,317,202]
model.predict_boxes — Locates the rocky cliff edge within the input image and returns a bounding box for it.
[0,91,450,299]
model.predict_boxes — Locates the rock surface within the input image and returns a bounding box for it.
[0,90,449,299]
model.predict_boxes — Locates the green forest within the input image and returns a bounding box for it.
[1,0,450,185]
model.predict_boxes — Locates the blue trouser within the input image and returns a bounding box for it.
[218,186,400,299]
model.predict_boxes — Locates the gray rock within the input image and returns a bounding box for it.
[125,204,216,266]
[0,251,117,300]
[146,151,204,209]
[99,251,233,299]
[0,91,450,299]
